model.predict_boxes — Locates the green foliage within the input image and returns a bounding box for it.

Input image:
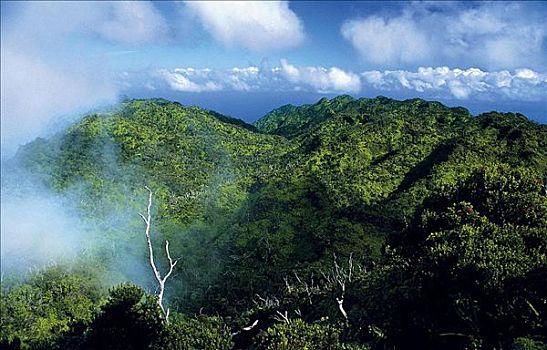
[152,313,233,350]
[254,95,355,138]
[255,319,367,350]
[511,338,547,350]
[1,277,233,350]
[3,96,546,349]
[0,266,102,350]
[352,165,547,349]
[83,284,163,350]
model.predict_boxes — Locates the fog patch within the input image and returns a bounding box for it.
[0,153,153,289]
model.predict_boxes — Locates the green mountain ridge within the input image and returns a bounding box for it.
[254,95,356,138]
[2,96,546,349]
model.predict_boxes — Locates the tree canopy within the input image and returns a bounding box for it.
[2,96,546,349]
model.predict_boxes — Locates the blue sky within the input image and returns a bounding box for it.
[1,1,546,155]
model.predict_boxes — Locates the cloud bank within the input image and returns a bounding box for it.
[125,61,546,102]
[2,1,545,157]
[128,61,361,94]
[362,67,547,101]
[342,2,546,70]
[185,1,305,51]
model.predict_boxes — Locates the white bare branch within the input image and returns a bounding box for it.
[140,186,178,323]
[243,319,259,331]
[336,296,348,320]
[332,253,352,321]
[231,319,259,336]
[273,310,290,324]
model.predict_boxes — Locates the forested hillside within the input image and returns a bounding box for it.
[2,96,546,349]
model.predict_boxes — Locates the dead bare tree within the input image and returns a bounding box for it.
[332,253,352,320]
[317,253,357,320]
[285,253,358,321]
[139,186,178,322]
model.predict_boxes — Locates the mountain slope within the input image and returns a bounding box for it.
[255,96,546,220]
[11,99,291,220]
[6,97,546,304]
[254,95,355,138]
[11,97,546,272]
[3,96,546,349]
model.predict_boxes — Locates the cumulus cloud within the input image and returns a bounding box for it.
[184,1,305,51]
[91,2,168,44]
[279,59,361,93]
[157,69,222,92]
[5,2,167,48]
[1,1,167,156]
[125,62,546,103]
[148,66,266,93]
[341,2,546,70]
[132,60,361,94]
[361,66,547,101]
[341,15,431,65]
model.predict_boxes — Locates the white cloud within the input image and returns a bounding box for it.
[157,69,222,92]
[92,2,168,44]
[361,66,547,101]
[1,51,118,153]
[1,190,87,274]
[447,80,471,100]
[341,15,430,65]
[515,68,540,81]
[127,62,546,102]
[6,2,167,47]
[184,1,305,51]
[1,1,167,156]
[142,60,361,94]
[341,2,546,70]
[279,59,361,93]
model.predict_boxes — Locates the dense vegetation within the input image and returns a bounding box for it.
[2,96,546,349]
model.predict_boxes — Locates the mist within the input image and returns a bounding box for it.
[0,2,152,157]
[0,125,230,304]
[0,2,158,285]
[0,193,85,275]
[0,156,150,287]
[0,123,174,293]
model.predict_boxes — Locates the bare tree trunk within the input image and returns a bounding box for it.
[139,186,178,322]
[336,296,348,320]
[333,254,350,321]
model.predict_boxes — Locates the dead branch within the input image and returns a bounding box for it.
[243,319,259,331]
[231,319,259,336]
[273,310,290,324]
[279,254,356,321]
[332,253,352,321]
[336,296,348,320]
[253,294,280,309]
[139,186,179,322]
